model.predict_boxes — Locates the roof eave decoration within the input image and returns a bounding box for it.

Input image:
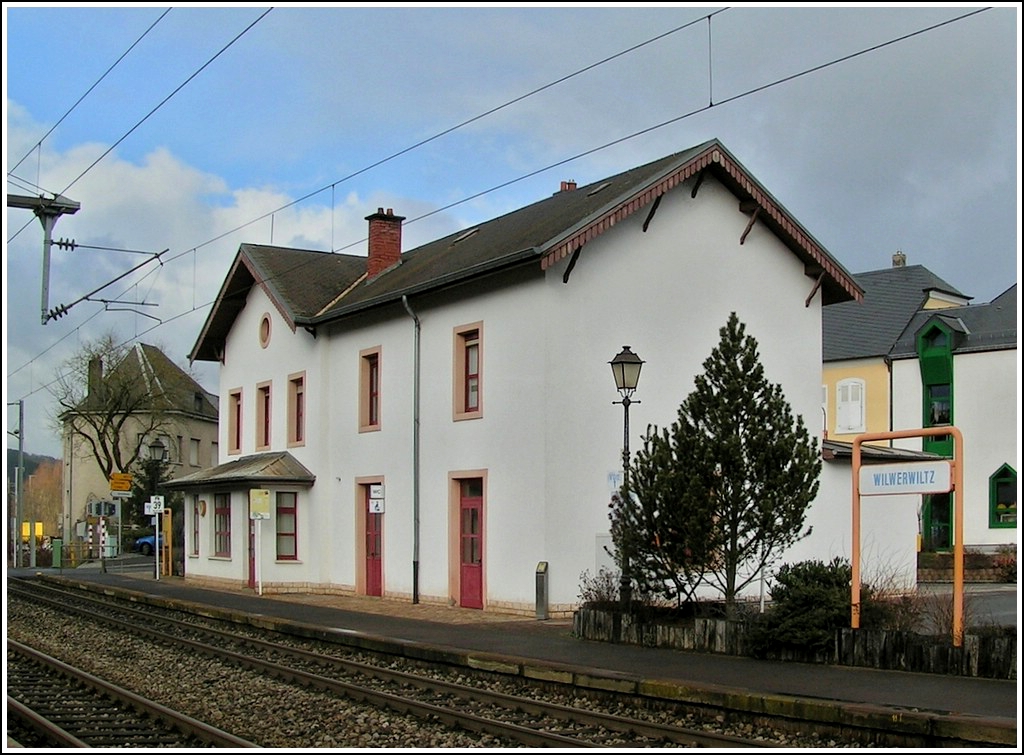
[539,144,862,306]
[242,249,300,334]
[190,251,249,363]
[189,247,299,363]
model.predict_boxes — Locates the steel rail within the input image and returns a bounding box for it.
[7,639,259,748]
[10,579,768,747]
[7,696,89,748]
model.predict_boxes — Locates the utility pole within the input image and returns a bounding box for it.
[8,401,25,567]
[7,193,80,324]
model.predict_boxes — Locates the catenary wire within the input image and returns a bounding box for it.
[5,8,273,246]
[7,7,992,400]
[7,6,723,342]
[7,8,172,179]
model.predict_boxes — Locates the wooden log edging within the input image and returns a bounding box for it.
[572,608,1016,679]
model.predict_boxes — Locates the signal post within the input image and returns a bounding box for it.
[852,426,965,646]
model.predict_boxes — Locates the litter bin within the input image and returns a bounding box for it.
[535,561,549,620]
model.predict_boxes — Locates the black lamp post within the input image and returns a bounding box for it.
[610,345,643,612]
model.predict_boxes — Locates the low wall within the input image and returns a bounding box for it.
[917,568,1004,583]
[572,608,1016,680]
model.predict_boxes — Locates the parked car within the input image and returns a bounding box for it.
[132,534,162,556]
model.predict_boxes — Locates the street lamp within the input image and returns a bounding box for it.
[148,438,167,461]
[610,345,643,611]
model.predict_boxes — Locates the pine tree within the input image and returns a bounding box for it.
[613,312,821,616]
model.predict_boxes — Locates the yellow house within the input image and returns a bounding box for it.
[821,251,970,445]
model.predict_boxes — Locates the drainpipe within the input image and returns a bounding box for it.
[884,355,894,444]
[401,295,421,603]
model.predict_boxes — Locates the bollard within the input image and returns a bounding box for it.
[535,561,549,620]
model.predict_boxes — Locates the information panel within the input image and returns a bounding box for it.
[859,461,951,496]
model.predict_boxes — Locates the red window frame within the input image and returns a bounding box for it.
[191,495,200,556]
[288,373,305,446]
[368,353,380,426]
[464,332,479,412]
[228,389,242,454]
[214,493,231,557]
[257,382,271,450]
[276,491,298,560]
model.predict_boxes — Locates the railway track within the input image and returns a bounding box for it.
[7,578,780,748]
[6,639,257,748]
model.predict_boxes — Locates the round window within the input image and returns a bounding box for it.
[259,314,271,348]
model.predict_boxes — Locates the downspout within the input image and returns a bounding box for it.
[401,295,421,603]
[884,355,894,445]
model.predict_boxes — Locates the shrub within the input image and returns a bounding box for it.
[994,545,1016,583]
[857,561,923,632]
[746,557,900,657]
[577,567,619,608]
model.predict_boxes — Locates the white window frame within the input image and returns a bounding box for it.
[836,378,866,434]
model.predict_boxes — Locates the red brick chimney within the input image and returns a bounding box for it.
[560,180,577,192]
[365,207,405,278]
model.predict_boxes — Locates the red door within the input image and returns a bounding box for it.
[365,492,382,597]
[459,480,483,609]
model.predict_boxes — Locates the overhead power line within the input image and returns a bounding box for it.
[7,8,172,179]
[55,8,274,199]
[6,7,273,248]
[7,7,992,398]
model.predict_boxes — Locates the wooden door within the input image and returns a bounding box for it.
[459,480,483,609]
[365,491,382,597]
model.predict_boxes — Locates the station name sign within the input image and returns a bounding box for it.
[859,461,951,496]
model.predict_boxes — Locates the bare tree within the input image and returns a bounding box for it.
[51,333,180,479]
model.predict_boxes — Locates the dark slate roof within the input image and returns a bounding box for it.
[822,438,944,463]
[95,343,218,420]
[163,451,315,490]
[192,139,862,362]
[190,246,368,361]
[889,283,1017,359]
[822,265,969,362]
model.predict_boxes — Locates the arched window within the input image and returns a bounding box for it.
[836,378,865,434]
[989,464,1017,529]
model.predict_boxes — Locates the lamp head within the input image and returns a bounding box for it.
[610,345,643,395]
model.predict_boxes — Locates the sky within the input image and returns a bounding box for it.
[4,3,1021,460]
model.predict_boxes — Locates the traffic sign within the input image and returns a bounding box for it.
[145,495,165,516]
[110,473,132,491]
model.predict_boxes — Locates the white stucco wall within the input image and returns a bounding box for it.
[538,175,827,606]
[774,461,918,593]
[205,286,323,585]
[188,172,873,613]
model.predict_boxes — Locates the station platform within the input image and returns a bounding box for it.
[6,563,1019,747]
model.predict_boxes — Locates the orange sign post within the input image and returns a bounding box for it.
[852,426,964,646]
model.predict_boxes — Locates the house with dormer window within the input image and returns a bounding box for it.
[166,139,932,613]
[821,253,970,443]
[889,284,1017,553]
